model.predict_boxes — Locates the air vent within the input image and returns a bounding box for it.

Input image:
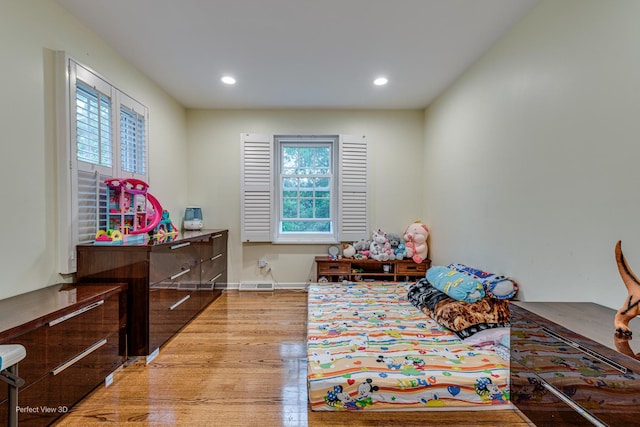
[238,281,274,291]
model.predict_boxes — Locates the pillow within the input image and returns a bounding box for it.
[462,326,510,347]
[426,266,485,303]
[447,263,518,300]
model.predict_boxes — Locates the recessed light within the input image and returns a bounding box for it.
[221,76,236,85]
[373,77,388,86]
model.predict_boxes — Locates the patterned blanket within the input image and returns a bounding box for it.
[307,281,510,410]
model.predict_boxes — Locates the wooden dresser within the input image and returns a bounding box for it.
[76,229,227,358]
[511,302,640,426]
[315,256,430,282]
[0,283,126,426]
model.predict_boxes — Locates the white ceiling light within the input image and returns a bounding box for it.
[373,77,388,86]
[221,76,236,85]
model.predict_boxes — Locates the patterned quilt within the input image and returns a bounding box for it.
[307,281,510,411]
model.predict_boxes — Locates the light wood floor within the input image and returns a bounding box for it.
[55,290,533,427]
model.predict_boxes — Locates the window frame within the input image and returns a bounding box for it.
[274,135,339,244]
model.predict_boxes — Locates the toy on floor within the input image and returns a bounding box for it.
[614,240,640,337]
[448,263,518,300]
[403,221,429,263]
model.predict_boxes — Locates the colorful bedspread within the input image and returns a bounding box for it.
[307,281,510,411]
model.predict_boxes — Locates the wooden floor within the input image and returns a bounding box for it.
[55,290,533,426]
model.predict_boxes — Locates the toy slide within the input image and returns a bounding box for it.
[129,192,162,234]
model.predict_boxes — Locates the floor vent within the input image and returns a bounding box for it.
[238,281,275,291]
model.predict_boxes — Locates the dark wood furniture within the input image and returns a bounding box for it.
[0,283,127,426]
[76,229,227,358]
[315,256,430,282]
[510,302,640,426]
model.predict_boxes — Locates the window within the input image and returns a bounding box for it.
[241,134,368,244]
[276,135,337,242]
[56,53,149,273]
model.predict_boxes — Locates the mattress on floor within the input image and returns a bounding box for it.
[307,281,510,411]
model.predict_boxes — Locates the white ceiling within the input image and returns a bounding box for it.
[56,0,539,110]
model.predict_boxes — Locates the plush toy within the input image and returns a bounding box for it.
[404,221,429,263]
[386,233,403,260]
[394,241,407,260]
[342,243,356,258]
[369,229,390,261]
[614,240,640,337]
[353,239,371,259]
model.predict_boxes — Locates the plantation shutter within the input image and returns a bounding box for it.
[339,135,369,242]
[76,170,109,244]
[118,92,149,181]
[241,133,273,242]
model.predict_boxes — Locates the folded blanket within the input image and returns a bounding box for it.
[447,263,518,300]
[426,266,485,303]
[408,279,510,340]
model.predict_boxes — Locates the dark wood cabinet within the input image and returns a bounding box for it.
[0,283,126,426]
[76,229,227,358]
[510,302,640,426]
[315,256,430,282]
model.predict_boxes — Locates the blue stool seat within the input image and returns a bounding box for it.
[1,344,26,427]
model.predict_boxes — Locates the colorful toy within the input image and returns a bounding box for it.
[96,178,170,245]
[404,221,429,263]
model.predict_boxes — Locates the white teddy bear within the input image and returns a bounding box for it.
[369,229,390,261]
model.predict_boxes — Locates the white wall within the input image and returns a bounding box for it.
[423,0,640,309]
[186,109,425,287]
[0,0,188,300]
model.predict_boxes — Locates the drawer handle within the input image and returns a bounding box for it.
[169,294,191,310]
[405,266,418,271]
[210,273,223,283]
[170,268,191,280]
[539,380,606,427]
[212,234,223,239]
[170,242,191,250]
[210,253,223,261]
[329,265,340,270]
[51,338,107,376]
[48,300,104,327]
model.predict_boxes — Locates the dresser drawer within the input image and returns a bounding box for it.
[396,262,428,275]
[149,241,200,284]
[318,261,350,275]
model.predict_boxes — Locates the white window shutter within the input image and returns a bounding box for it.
[339,135,368,242]
[241,133,273,242]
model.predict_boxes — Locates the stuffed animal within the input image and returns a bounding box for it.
[404,221,429,263]
[342,243,356,258]
[386,233,403,260]
[369,229,390,261]
[353,239,371,259]
[394,241,407,260]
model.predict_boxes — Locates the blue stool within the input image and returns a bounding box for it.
[0,345,26,427]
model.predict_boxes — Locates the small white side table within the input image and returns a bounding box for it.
[0,345,26,427]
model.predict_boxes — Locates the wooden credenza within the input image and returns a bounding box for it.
[76,229,227,358]
[315,256,430,282]
[0,283,127,426]
[511,302,640,426]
